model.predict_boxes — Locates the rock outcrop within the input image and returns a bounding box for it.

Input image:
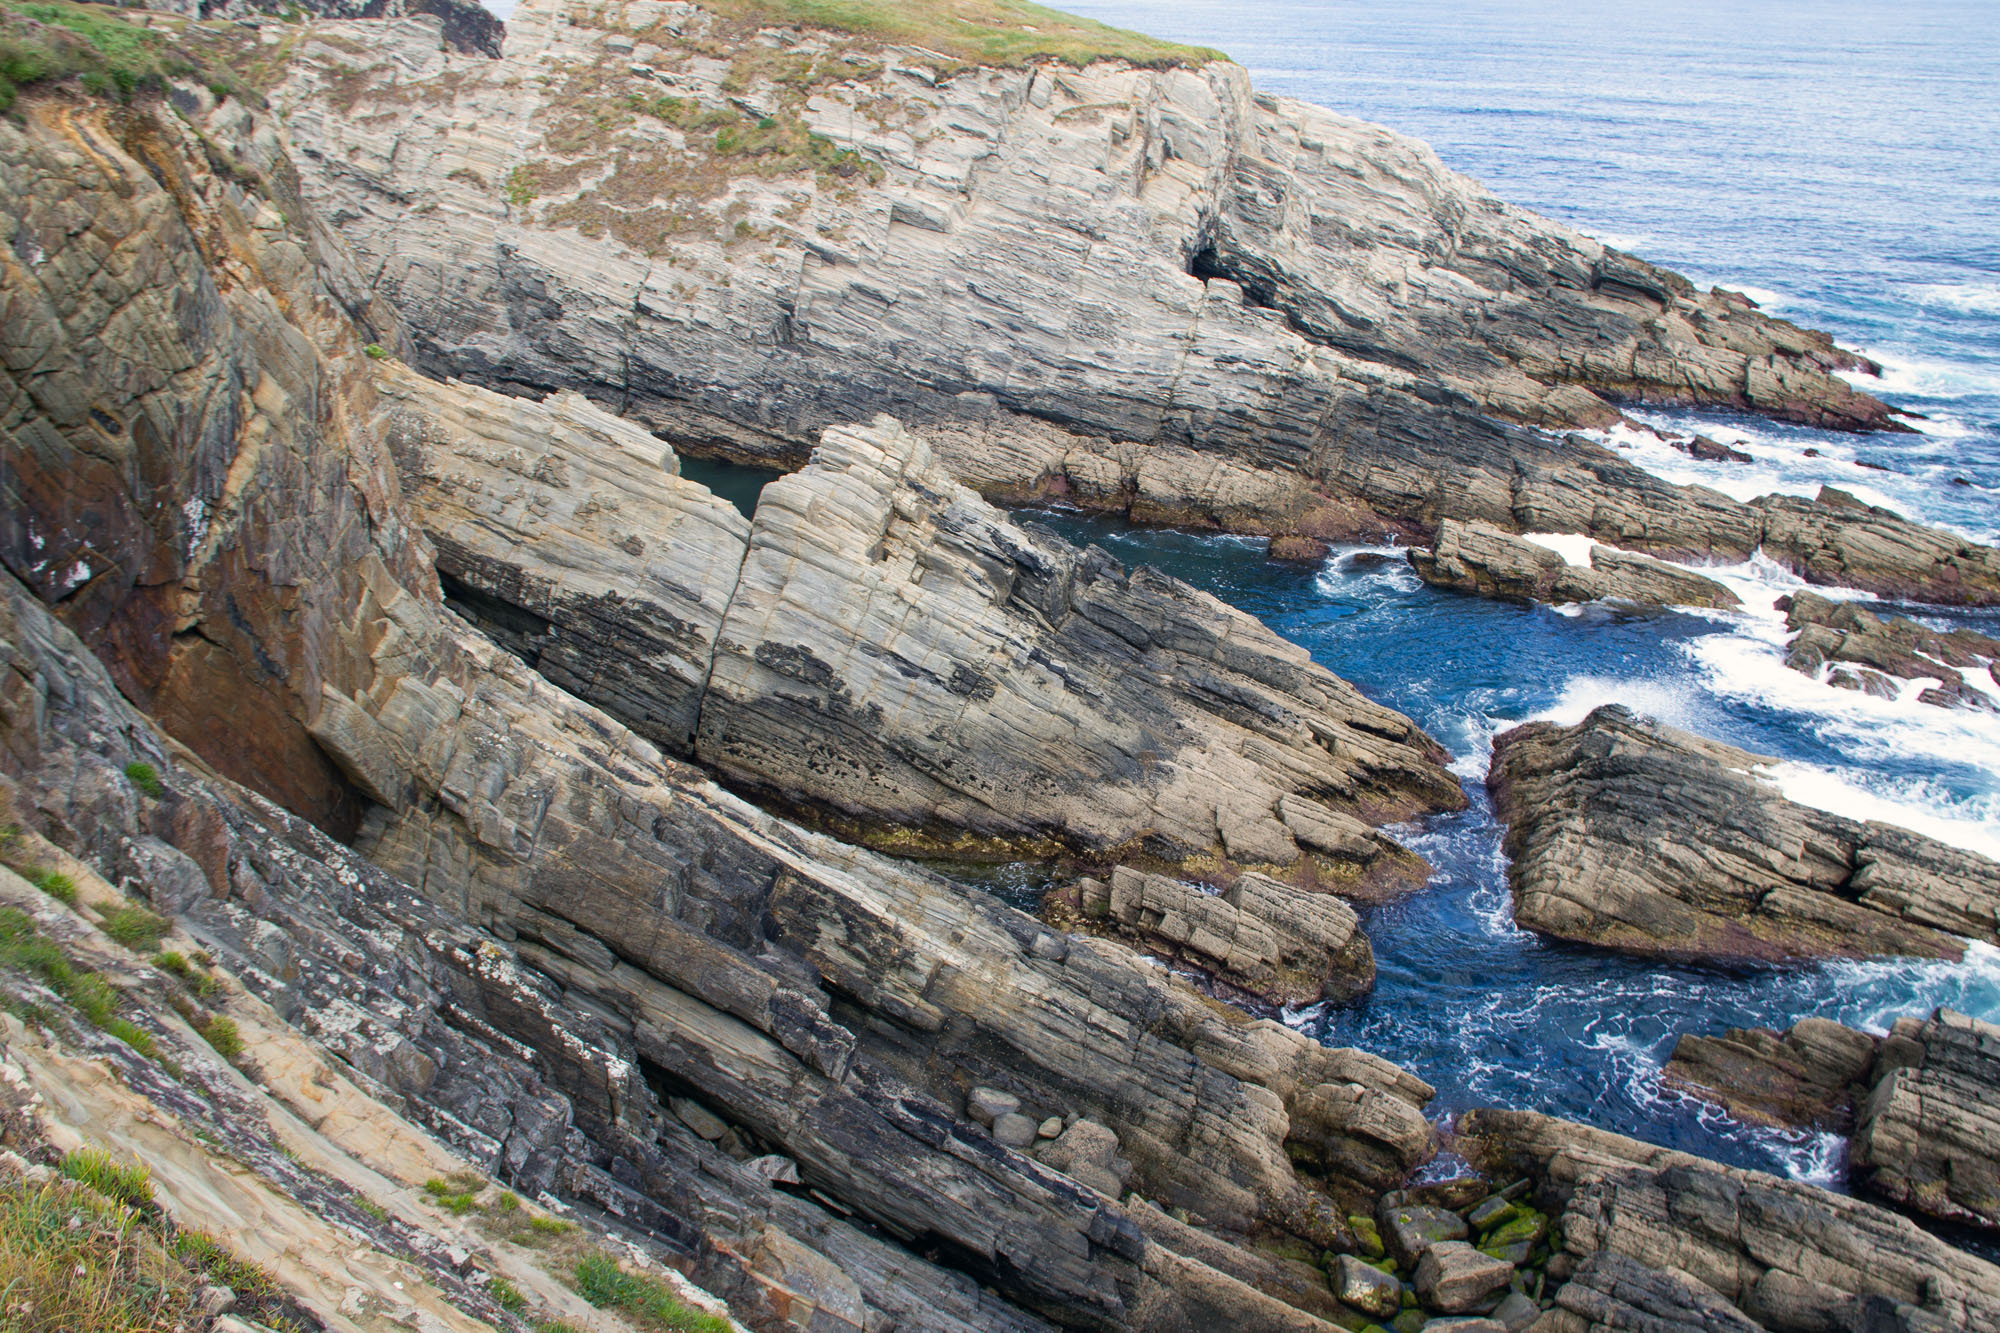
[1487,706,2000,962]
[1076,866,1375,1005]
[1409,520,1740,608]
[1458,1107,2000,1332]
[251,0,2000,605]
[384,367,1465,875]
[3,80,1459,1329]
[1669,1008,2000,1233]
[1783,589,2000,710]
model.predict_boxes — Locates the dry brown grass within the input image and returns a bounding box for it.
[0,1175,200,1332]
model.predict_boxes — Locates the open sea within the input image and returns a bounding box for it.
[1021,0,2000,1200]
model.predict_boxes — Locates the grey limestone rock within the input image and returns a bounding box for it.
[1415,1241,1513,1313]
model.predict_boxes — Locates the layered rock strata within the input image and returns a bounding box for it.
[1409,519,1741,608]
[1668,1008,2000,1233]
[2,84,1455,1329]
[385,368,1463,873]
[1076,866,1375,1005]
[1487,706,2000,962]
[1458,1108,2000,1332]
[258,2,2000,604]
[1783,589,2000,710]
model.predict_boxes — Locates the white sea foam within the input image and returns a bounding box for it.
[1837,348,2000,401]
[1517,530,1599,567]
[1590,231,1652,252]
[1911,282,2000,316]
[1536,674,1702,730]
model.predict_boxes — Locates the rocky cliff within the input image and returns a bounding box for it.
[253,0,2000,604]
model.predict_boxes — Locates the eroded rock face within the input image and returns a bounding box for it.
[2,86,1449,1329]
[1783,589,2000,711]
[1667,1008,2000,1234]
[1408,520,1740,608]
[254,1,2000,605]
[388,375,1465,873]
[1457,1108,2000,1332]
[1487,706,2000,962]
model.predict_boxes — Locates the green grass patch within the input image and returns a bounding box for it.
[491,1275,527,1311]
[364,342,389,359]
[174,1228,278,1303]
[24,864,77,905]
[423,1172,484,1216]
[99,905,171,952]
[61,1147,154,1211]
[0,908,169,1065]
[572,1251,734,1332]
[198,1013,243,1060]
[0,0,202,112]
[121,762,165,798]
[697,0,1224,71]
[0,1174,204,1330]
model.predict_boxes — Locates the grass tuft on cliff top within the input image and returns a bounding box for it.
[0,0,193,112]
[699,0,1226,71]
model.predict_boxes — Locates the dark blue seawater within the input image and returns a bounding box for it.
[1017,0,2000,1190]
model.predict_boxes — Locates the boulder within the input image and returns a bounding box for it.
[1378,1201,1469,1269]
[1663,1016,1882,1131]
[1488,706,2000,962]
[1332,1254,1401,1317]
[1782,590,2000,711]
[1852,1008,2000,1230]
[1414,1241,1513,1313]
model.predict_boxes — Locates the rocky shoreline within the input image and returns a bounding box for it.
[3,0,1999,1329]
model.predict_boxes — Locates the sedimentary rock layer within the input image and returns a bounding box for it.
[1487,706,2000,961]
[1671,1008,2000,1232]
[257,1,2000,604]
[1783,589,2000,710]
[1,86,1447,1329]
[1457,1108,2000,1332]
[386,369,1463,872]
[1409,519,1740,608]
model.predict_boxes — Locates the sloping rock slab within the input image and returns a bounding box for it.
[1409,520,1739,608]
[1488,705,2000,962]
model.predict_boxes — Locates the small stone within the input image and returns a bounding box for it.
[670,1096,728,1141]
[196,1285,237,1318]
[1037,1116,1063,1139]
[1379,1202,1468,1268]
[1482,1210,1545,1248]
[992,1112,1038,1147]
[1348,1214,1385,1259]
[967,1086,1019,1126]
[1333,1254,1401,1318]
[745,1154,800,1185]
[1423,1321,1507,1333]
[1491,1290,1540,1332]
[1391,1311,1428,1333]
[1465,1195,1516,1231]
[1415,1241,1514,1314]
[1481,1239,1531,1265]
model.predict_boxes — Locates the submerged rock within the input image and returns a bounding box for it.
[1783,589,2000,711]
[1488,706,2000,962]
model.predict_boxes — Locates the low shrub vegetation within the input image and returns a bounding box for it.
[572,1250,735,1332]
[99,904,171,952]
[0,0,203,113]
[121,761,165,798]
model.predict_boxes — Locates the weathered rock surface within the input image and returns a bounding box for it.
[1409,520,1740,608]
[1415,1240,1513,1313]
[1079,867,1375,1004]
[1853,1010,2000,1231]
[258,1,2000,605]
[1783,589,2000,711]
[387,372,1465,875]
[1667,1007,2000,1233]
[1663,1016,1882,1131]
[1488,705,2000,962]
[1458,1107,2000,1332]
[2,84,1448,1329]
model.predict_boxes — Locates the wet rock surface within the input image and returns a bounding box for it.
[1782,589,2000,711]
[260,0,2000,606]
[1671,1008,2000,1233]
[1409,520,1741,608]
[1488,705,2000,962]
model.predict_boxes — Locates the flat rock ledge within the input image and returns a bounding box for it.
[1668,1007,2000,1232]
[1456,1107,2000,1332]
[385,370,1466,880]
[1487,705,2000,962]
[1783,589,2000,711]
[1409,519,1740,609]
